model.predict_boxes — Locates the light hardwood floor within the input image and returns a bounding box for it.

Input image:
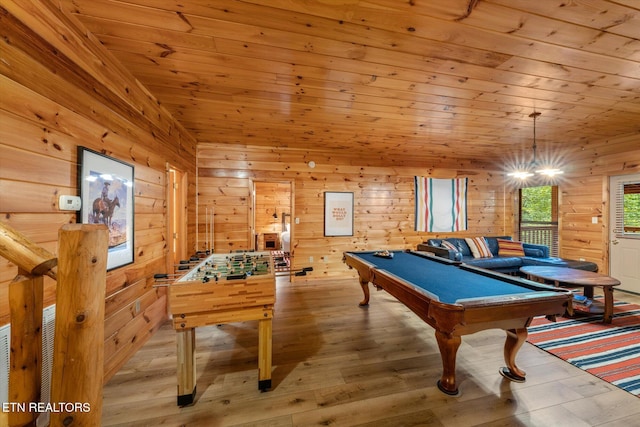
[102,276,640,426]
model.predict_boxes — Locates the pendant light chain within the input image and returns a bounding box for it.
[530,111,540,165]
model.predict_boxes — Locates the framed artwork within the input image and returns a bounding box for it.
[78,147,135,270]
[324,192,354,237]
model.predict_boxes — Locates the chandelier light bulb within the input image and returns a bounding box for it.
[508,111,563,180]
[536,168,564,177]
[508,170,535,179]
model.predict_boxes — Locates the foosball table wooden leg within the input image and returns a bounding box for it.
[176,328,196,406]
[258,317,273,391]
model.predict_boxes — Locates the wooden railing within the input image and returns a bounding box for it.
[519,221,559,257]
[0,221,107,427]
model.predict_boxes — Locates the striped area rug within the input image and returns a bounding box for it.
[527,300,640,397]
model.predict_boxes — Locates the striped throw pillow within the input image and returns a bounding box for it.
[465,237,493,258]
[440,240,459,254]
[497,238,525,257]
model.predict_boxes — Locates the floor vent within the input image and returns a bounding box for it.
[37,304,56,427]
[0,323,9,405]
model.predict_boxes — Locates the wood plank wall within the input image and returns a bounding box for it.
[197,144,515,277]
[198,137,639,278]
[0,1,197,381]
[557,134,640,273]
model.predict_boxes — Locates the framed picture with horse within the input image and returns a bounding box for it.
[78,147,135,270]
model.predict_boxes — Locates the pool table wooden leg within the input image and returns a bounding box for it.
[500,328,527,382]
[358,276,370,306]
[435,330,462,395]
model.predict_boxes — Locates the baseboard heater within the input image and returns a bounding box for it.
[0,304,56,427]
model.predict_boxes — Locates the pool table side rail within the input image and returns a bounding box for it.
[411,250,463,266]
[459,263,566,292]
[370,267,570,330]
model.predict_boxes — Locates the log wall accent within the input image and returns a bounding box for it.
[0,0,196,382]
[198,144,515,277]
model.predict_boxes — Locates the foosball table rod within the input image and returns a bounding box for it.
[275,266,313,277]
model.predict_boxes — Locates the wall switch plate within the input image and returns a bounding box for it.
[59,195,82,211]
[592,216,598,224]
[295,217,300,224]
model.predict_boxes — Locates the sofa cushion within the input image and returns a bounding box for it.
[497,238,525,257]
[465,237,493,258]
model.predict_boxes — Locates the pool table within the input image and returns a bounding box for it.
[343,250,572,395]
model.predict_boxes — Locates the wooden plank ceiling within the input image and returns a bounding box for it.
[60,0,640,168]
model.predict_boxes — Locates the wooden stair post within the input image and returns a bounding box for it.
[0,221,56,427]
[49,224,108,427]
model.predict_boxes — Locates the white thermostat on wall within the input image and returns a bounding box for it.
[58,195,82,211]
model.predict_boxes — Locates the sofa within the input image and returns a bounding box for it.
[416,236,598,274]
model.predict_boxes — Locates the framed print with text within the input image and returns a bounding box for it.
[78,147,134,270]
[324,192,354,237]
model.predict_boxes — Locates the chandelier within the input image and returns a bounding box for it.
[508,112,564,180]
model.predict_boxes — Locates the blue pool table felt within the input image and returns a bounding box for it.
[352,251,541,304]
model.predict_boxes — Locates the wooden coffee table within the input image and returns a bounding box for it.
[520,266,621,324]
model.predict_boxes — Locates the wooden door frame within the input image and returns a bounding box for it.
[167,165,187,272]
[251,179,294,254]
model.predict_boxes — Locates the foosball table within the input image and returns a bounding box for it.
[166,251,276,406]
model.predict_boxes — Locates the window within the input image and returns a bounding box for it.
[519,186,559,256]
[614,182,640,237]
